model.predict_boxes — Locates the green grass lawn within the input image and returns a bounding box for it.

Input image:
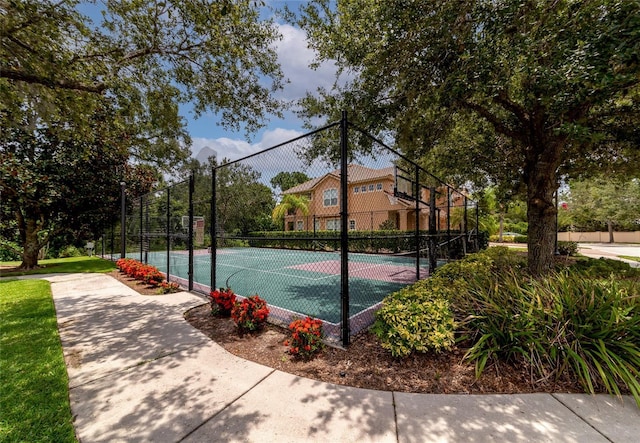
[0,279,77,443]
[620,255,640,262]
[0,256,115,277]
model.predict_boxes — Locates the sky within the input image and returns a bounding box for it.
[76,1,341,164]
[181,1,341,163]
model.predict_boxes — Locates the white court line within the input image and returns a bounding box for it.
[218,262,332,281]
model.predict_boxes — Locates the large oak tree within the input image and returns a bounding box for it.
[1,0,284,268]
[293,0,640,275]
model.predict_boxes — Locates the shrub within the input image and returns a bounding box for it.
[572,257,639,279]
[458,271,640,406]
[514,235,528,243]
[372,281,455,357]
[0,241,21,261]
[231,295,269,332]
[286,317,324,360]
[116,258,170,289]
[157,281,180,294]
[209,287,236,316]
[557,241,578,256]
[58,245,83,258]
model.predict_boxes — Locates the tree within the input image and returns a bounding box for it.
[565,176,640,242]
[0,109,157,268]
[1,0,284,268]
[293,0,640,274]
[270,171,311,193]
[272,194,310,228]
[1,0,284,136]
[214,160,275,237]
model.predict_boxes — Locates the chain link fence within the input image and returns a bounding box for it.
[102,113,481,345]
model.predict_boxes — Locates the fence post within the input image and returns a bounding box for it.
[414,165,420,280]
[120,182,126,259]
[211,166,217,292]
[110,222,114,259]
[475,202,480,251]
[446,187,451,258]
[463,195,468,255]
[139,195,143,262]
[340,110,350,347]
[188,173,194,291]
[429,186,438,273]
[166,187,171,283]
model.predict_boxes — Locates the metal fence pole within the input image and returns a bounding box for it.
[429,187,438,273]
[476,202,480,251]
[446,187,451,258]
[414,165,420,280]
[110,222,114,259]
[139,196,143,262]
[340,110,350,347]
[211,166,217,291]
[463,195,468,255]
[166,187,171,283]
[188,173,194,291]
[120,182,126,259]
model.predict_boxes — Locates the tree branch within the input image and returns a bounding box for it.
[460,99,523,142]
[0,68,106,93]
[494,92,529,127]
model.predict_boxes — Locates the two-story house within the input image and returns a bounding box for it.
[282,164,461,232]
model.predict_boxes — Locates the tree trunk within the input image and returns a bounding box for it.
[20,218,41,269]
[525,148,559,276]
[607,220,614,243]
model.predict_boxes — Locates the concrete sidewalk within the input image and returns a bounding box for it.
[47,273,640,442]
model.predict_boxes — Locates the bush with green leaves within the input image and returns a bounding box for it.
[372,279,455,357]
[557,241,578,256]
[571,257,640,279]
[0,241,21,261]
[457,271,640,406]
[58,245,83,258]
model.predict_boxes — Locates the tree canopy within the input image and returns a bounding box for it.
[1,0,285,268]
[563,176,640,240]
[293,0,640,274]
[270,171,311,193]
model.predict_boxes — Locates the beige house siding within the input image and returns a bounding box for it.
[282,164,467,232]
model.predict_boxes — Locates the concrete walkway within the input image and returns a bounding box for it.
[577,243,640,268]
[46,273,639,442]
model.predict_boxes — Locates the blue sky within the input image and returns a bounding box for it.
[185,9,341,162]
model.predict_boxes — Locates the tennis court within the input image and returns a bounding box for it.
[145,247,429,327]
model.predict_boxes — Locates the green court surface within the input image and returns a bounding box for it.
[143,247,429,324]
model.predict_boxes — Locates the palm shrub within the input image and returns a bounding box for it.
[458,271,640,406]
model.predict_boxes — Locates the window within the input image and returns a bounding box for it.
[349,220,356,230]
[323,188,338,206]
[368,184,375,191]
[376,183,383,191]
[314,219,321,231]
[326,218,341,231]
[361,185,367,192]
[296,220,304,231]
[354,187,359,194]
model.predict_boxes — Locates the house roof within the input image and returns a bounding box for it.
[284,164,395,194]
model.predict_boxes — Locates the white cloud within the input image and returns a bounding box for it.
[191,127,304,162]
[274,23,340,101]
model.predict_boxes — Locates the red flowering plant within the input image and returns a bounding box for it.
[157,280,180,294]
[285,316,324,360]
[209,287,236,316]
[231,295,270,332]
[116,258,174,291]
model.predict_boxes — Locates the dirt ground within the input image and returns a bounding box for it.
[108,269,586,395]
